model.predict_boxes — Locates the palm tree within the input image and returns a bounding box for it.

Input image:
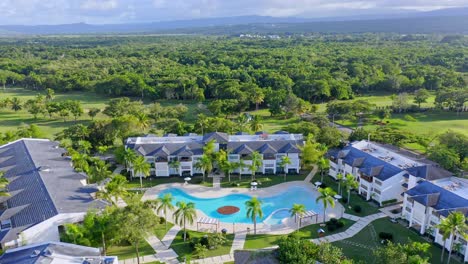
[278,156,292,181]
[122,148,138,176]
[133,156,151,189]
[168,159,181,176]
[105,174,129,204]
[249,151,263,181]
[45,88,55,101]
[249,115,263,132]
[317,157,329,182]
[235,160,245,181]
[173,201,196,241]
[135,112,150,130]
[10,97,22,111]
[336,173,344,195]
[88,160,112,184]
[251,88,265,111]
[289,203,306,230]
[0,171,9,197]
[236,114,249,132]
[156,193,175,232]
[71,152,89,172]
[217,150,235,182]
[245,196,263,235]
[437,211,468,264]
[194,154,213,182]
[343,174,359,204]
[197,113,209,134]
[316,187,336,224]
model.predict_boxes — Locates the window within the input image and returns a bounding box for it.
[374,179,382,186]
[374,189,381,195]
[406,207,411,212]
[1,219,11,230]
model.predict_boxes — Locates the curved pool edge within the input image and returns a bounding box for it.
[263,208,291,226]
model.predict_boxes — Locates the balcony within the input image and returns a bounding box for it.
[360,174,373,183]
[402,183,408,188]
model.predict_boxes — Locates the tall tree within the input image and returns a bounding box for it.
[45,88,55,101]
[413,88,430,108]
[437,211,468,264]
[10,97,22,111]
[317,157,330,182]
[289,203,306,230]
[132,155,151,189]
[88,108,101,120]
[316,187,336,224]
[278,155,292,181]
[245,196,263,235]
[156,193,175,232]
[114,197,160,264]
[249,115,263,132]
[194,154,213,182]
[249,151,263,180]
[173,201,196,241]
[342,174,359,204]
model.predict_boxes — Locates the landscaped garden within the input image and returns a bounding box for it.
[219,171,309,188]
[244,218,355,249]
[124,175,211,189]
[107,240,155,260]
[311,173,380,217]
[332,217,463,264]
[170,231,235,261]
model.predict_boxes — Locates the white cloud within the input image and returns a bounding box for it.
[80,0,118,11]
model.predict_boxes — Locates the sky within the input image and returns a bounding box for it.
[0,0,467,25]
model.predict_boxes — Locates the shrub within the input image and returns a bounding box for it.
[391,208,401,214]
[337,220,345,228]
[382,199,398,205]
[378,232,393,241]
[341,197,348,203]
[327,225,336,232]
[200,235,209,247]
[329,218,338,224]
[404,114,417,122]
[181,232,190,240]
[353,205,362,213]
[189,237,200,249]
[159,217,166,224]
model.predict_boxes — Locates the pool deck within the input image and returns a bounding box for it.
[142,179,344,235]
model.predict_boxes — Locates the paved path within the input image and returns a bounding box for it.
[230,231,247,254]
[304,165,318,182]
[212,176,221,189]
[311,212,386,243]
[113,164,124,175]
[145,225,181,263]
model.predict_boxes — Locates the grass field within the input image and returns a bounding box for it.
[1,88,465,142]
[170,231,234,261]
[0,88,111,137]
[332,217,463,264]
[219,171,308,188]
[244,218,355,249]
[107,239,154,260]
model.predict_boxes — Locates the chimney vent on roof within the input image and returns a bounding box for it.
[38,166,51,172]
[30,250,41,257]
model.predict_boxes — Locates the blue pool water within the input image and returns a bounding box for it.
[158,187,322,224]
[264,209,291,225]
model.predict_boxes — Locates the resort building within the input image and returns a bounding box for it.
[0,139,106,249]
[327,140,451,205]
[0,241,118,264]
[125,132,304,177]
[402,178,468,262]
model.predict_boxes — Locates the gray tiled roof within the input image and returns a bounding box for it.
[129,142,204,156]
[0,139,106,242]
[228,140,302,154]
[0,241,108,264]
[203,132,229,143]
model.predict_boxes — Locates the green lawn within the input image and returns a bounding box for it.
[220,171,309,188]
[170,231,235,261]
[0,88,111,138]
[312,173,381,217]
[333,217,462,264]
[155,222,174,240]
[107,239,155,260]
[124,175,211,189]
[244,218,355,249]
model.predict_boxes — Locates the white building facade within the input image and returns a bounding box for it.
[126,132,304,177]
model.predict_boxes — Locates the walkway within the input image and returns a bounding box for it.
[304,165,318,182]
[113,164,124,175]
[212,176,222,189]
[146,225,181,263]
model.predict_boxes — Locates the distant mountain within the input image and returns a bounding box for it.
[0,7,467,35]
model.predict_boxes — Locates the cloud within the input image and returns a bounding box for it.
[80,0,118,10]
[0,0,467,25]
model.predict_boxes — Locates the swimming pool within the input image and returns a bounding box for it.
[158,186,322,224]
[263,209,291,225]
